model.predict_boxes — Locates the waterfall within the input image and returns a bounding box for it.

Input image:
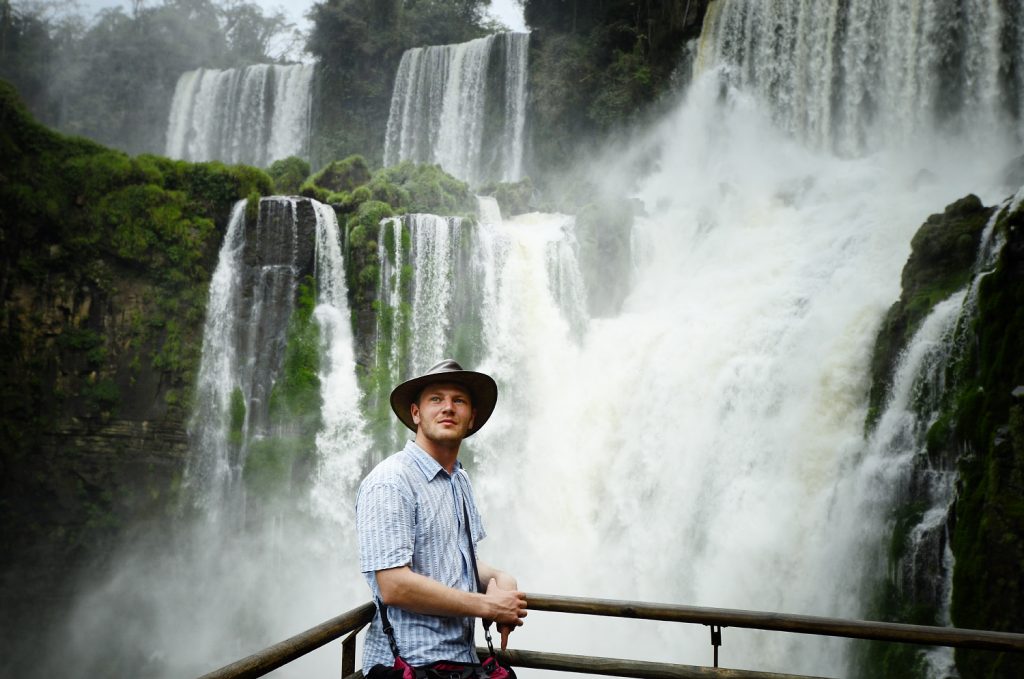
[165,63,314,166]
[185,200,247,514]
[694,0,1024,154]
[371,200,586,451]
[383,33,529,186]
[185,197,331,515]
[462,65,1019,674]
[310,201,372,527]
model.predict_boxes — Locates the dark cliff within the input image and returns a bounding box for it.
[0,80,269,671]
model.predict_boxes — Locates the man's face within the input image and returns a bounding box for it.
[411,382,476,445]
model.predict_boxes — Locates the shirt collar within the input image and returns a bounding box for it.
[404,440,462,480]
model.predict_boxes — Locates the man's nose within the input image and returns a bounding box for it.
[440,398,455,412]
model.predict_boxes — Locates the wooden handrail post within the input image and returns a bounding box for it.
[341,624,367,678]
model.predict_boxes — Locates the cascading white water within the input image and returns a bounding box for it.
[371,202,587,452]
[185,200,247,515]
[695,0,1024,154]
[310,201,372,527]
[460,65,1020,674]
[53,7,1024,679]
[383,33,529,186]
[165,63,314,166]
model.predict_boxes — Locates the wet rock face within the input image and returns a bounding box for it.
[867,194,994,423]
[238,198,319,435]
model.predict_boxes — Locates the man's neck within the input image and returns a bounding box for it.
[414,433,460,474]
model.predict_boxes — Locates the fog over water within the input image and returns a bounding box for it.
[34,2,1024,678]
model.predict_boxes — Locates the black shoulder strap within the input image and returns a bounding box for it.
[462,494,498,655]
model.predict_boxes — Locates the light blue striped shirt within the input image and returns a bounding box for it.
[357,440,486,673]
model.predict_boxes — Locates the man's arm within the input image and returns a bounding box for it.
[376,565,527,630]
[476,560,524,649]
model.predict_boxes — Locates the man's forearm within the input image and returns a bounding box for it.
[377,566,487,617]
[376,565,526,627]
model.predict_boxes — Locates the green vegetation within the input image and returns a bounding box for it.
[524,0,709,175]
[946,201,1024,677]
[861,195,1024,677]
[267,156,311,195]
[866,194,993,427]
[242,278,322,499]
[0,80,268,605]
[306,0,498,166]
[0,0,299,155]
[228,387,246,447]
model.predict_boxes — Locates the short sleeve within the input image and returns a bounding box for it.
[357,481,415,573]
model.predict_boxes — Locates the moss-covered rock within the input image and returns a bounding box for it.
[478,177,536,217]
[0,79,270,651]
[309,154,372,194]
[867,195,993,425]
[945,200,1024,677]
[369,161,476,215]
[267,156,311,195]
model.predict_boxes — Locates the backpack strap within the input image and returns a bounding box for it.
[376,597,403,660]
[461,496,498,657]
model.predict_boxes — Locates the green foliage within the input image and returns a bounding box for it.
[245,191,261,224]
[267,156,311,194]
[306,0,493,165]
[229,387,246,447]
[309,155,372,193]
[524,0,708,175]
[370,162,475,215]
[242,278,322,499]
[267,278,322,428]
[1,0,299,155]
[946,201,1024,677]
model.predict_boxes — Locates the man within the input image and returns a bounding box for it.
[357,359,527,677]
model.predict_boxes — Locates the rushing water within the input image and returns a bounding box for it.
[165,63,314,166]
[695,0,1024,154]
[383,33,529,185]
[48,3,1024,678]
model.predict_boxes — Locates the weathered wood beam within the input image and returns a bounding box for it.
[197,602,375,679]
[481,647,831,679]
[524,594,1024,652]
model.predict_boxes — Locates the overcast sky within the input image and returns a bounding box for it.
[72,0,527,35]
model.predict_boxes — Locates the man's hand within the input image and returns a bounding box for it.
[484,577,526,649]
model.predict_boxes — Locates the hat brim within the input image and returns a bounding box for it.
[390,370,498,437]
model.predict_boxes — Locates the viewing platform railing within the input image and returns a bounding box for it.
[196,593,1024,679]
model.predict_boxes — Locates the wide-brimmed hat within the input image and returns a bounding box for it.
[389,359,498,437]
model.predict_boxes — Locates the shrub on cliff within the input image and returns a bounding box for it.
[268,156,312,195]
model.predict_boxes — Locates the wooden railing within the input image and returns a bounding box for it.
[196,593,1024,679]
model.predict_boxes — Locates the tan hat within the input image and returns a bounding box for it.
[389,359,498,437]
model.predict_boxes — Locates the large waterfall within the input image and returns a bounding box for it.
[695,0,1024,154]
[165,63,314,166]
[383,33,529,186]
[46,3,1024,678]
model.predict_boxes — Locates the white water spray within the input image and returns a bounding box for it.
[166,63,314,166]
[383,33,529,185]
[695,0,1023,154]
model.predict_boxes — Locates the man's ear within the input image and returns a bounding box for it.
[410,402,421,426]
[468,407,477,430]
